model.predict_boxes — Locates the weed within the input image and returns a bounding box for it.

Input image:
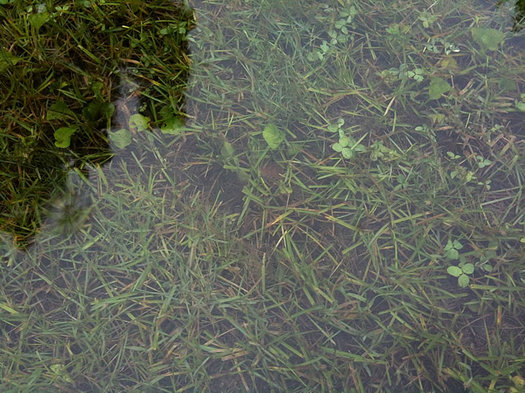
[326,118,366,159]
[447,262,475,288]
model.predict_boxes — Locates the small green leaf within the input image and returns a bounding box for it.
[471,27,505,51]
[54,127,76,148]
[91,81,104,97]
[29,12,50,30]
[462,263,474,275]
[446,248,459,260]
[339,136,350,147]
[444,240,453,251]
[221,141,235,158]
[429,77,451,100]
[453,240,463,250]
[353,144,367,153]
[332,143,343,152]
[129,114,150,132]
[47,101,76,121]
[262,123,285,150]
[109,129,132,149]
[458,274,470,287]
[516,102,525,112]
[100,102,115,118]
[341,148,354,159]
[447,266,462,277]
[161,117,185,135]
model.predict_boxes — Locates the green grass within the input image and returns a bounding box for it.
[1,0,525,392]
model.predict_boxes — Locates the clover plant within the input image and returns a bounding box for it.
[418,11,437,28]
[444,239,475,288]
[327,118,366,159]
[444,239,463,260]
[387,64,425,82]
[307,3,357,62]
[447,262,474,288]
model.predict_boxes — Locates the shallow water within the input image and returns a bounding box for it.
[1,0,524,391]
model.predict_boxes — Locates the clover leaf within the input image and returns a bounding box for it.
[54,127,76,148]
[263,123,285,150]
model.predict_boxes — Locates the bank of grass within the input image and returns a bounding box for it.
[0,0,193,243]
[1,0,525,392]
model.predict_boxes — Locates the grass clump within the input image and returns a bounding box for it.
[1,0,525,392]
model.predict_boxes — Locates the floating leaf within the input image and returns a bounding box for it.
[262,123,285,150]
[471,27,505,51]
[47,101,76,121]
[161,117,185,135]
[109,129,132,149]
[429,77,451,100]
[54,127,76,148]
[29,12,50,30]
[129,114,150,132]
[458,274,470,288]
[447,266,462,277]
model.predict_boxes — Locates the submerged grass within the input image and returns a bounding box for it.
[1,0,525,392]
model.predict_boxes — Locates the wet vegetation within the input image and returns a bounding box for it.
[1,0,524,392]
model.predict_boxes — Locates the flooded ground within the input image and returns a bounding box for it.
[1,0,524,392]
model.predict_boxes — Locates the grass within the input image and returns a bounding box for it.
[1,0,525,392]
